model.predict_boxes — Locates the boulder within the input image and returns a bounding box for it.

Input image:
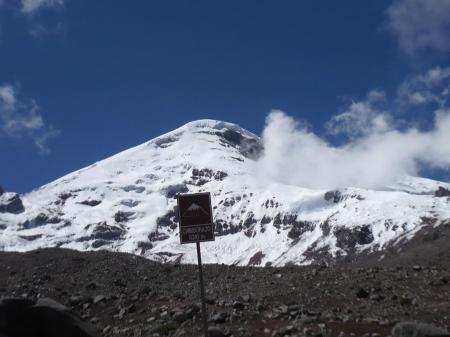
[209,312,228,324]
[392,321,449,337]
[0,297,100,337]
[207,326,226,337]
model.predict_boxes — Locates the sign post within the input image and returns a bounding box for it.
[196,241,207,336]
[177,192,215,337]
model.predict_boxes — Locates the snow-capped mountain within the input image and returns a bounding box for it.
[1,120,450,266]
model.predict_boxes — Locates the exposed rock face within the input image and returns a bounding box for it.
[324,189,364,203]
[0,185,4,196]
[161,184,188,198]
[0,297,99,337]
[334,225,374,250]
[435,186,450,197]
[148,231,170,242]
[201,128,263,160]
[21,213,61,230]
[221,129,263,159]
[114,211,134,223]
[324,190,343,203]
[55,192,73,206]
[76,222,126,249]
[287,220,315,241]
[248,251,265,265]
[215,219,242,236]
[155,208,178,230]
[80,200,102,206]
[91,222,124,241]
[0,194,24,214]
[190,168,228,186]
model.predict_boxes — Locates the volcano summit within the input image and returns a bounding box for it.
[1,120,449,266]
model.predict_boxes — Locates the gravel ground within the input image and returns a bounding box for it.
[0,248,449,337]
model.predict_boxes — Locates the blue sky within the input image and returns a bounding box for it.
[1,0,450,193]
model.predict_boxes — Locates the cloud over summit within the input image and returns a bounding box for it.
[256,69,450,190]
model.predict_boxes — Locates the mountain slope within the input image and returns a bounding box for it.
[1,119,449,266]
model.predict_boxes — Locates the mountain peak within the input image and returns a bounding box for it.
[170,119,259,140]
[1,120,449,267]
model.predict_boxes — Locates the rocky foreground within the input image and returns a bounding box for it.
[0,248,449,337]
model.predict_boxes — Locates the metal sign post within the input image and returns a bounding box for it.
[177,192,215,337]
[196,242,208,336]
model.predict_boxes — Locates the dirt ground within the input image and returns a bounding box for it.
[0,248,449,337]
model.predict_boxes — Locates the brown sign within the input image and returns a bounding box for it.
[177,192,215,244]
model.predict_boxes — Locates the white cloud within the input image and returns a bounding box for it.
[256,109,450,190]
[386,0,450,55]
[326,90,391,138]
[28,22,65,38]
[34,125,60,154]
[20,0,65,14]
[255,67,450,190]
[0,83,59,154]
[398,66,450,107]
[0,85,17,112]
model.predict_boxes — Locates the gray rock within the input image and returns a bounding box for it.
[0,194,24,214]
[35,298,69,311]
[435,187,450,197]
[114,211,134,223]
[392,321,450,337]
[232,301,245,310]
[93,295,105,304]
[68,295,89,306]
[117,308,126,319]
[80,200,102,207]
[207,326,226,337]
[91,222,125,240]
[173,311,188,323]
[369,294,383,301]
[278,304,288,314]
[240,294,252,303]
[185,304,200,319]
[356,287,370,298]
[209,312,228,324]
[20,213,61,230]
[324,190,343,203]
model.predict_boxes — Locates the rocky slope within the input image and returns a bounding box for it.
[0,248,449,337]
[1,119,450,266]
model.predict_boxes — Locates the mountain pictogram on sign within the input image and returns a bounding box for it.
[183,202,210,217]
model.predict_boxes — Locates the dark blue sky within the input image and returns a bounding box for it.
[0,0,449,193]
